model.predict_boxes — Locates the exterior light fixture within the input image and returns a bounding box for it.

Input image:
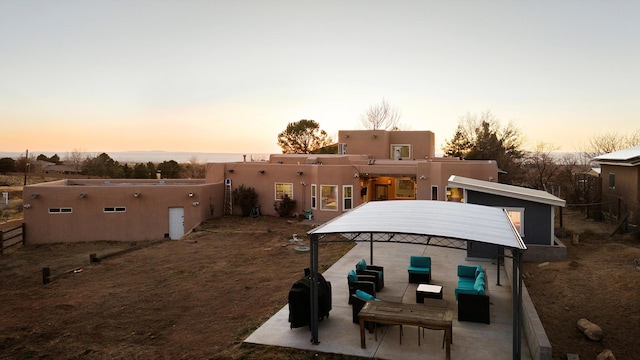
[30,193,39,199]
[192,201,200,207]
[354,173,359,178]
[258,170,265,174]
[23,204,31,209]
[297,171,303,176]
[134,192,141,198]
[79,193,87,198]
[227,169,234,173]
[419,175,427,180]
[188,192,195,197]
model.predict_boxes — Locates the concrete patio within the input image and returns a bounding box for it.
[245,241,533,359]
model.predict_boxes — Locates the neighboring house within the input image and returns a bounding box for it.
[593,145,640,226]
[43,164,81,175]
[447,175,566,261]
[23,129,499,243]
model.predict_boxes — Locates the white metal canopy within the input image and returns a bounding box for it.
[305,200,527,359]
[309,200,527,250]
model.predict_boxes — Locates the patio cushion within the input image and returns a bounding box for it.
[355,289,379,301]
[348,269,358,283]
[356,259,367,271]
[407,265,431,274]
[458,265,476,278]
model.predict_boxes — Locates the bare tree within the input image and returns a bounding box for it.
[181,156,205,179]
[360,98,401,130]
[523,142,560,191]
[581,130,640,159]
[65,148,87,173]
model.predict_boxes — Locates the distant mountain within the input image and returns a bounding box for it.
[0,151,270,163]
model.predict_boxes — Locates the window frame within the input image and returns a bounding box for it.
[504,207,525,237]
[48,207,73,214]
[274,182,293,201]
[395,178,415,199]
[310,184,317,209]
[104,206,127,213]
[390,144,412,160]
[445,187,465,202]
[342,185,353,211]
[608,173,615,189]
[320,185,338,211]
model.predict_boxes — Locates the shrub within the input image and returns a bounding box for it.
[232,185,258,217]
[274,194,297,218]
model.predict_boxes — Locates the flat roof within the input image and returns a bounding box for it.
[448,175,566,207]
[308,200,526,250]
[593,145,640,166]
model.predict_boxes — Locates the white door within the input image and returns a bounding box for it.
[169,207,184,240]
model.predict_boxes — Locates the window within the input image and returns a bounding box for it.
[445,187,464,202]
[48,207,72,214]
[311,184,317,209]
[343,185,353,210]
[395,179,415,199]
[275,183,293,200]
[320,185,338,211]
[431,185,438,200]
[505,208,525,236]
[608,173,615,189]
[104,207,126,213]
[390,144,412,160]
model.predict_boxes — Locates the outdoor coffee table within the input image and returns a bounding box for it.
[416,283,443,302]
[358,299,453,359]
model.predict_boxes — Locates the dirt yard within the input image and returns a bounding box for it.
[523,210,640,360]
[1,210,639,359]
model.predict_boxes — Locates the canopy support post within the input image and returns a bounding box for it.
[309,234,320,344]
[369,233,374,264]
[512,248,523,359]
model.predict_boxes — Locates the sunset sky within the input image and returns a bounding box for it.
[1,1,638,156]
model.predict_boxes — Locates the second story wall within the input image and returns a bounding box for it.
[338,130,435,160]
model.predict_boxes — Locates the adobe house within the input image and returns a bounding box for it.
[593,145,640,226]
[22,179,220,244]
[206,130,499,223]
[23,129,499,243]
[447,175,567,261]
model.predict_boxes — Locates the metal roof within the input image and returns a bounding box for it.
[308,200,526,250]
[593,145,640,166]
[448,175,566,207]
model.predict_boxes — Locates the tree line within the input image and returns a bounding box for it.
[0,152,205,179]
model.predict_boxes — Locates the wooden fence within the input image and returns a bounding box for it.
[1,223,24,255]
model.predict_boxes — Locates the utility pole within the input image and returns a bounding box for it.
[23,149,29,186]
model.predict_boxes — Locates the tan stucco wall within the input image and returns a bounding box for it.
[205,156,498,223]
[600,164,640,223]
[338,130,436,160]
[23,179,217,244]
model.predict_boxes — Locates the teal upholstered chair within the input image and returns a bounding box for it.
[408,256,431,283]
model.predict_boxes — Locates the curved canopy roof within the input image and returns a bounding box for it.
[308,200,527,250]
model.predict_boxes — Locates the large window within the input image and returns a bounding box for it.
[311,184,317,209]
[445,187,464,202]
[275,183,293,200]
[104,207,126,213]
[390,144,412,160]
[505,208,525,236]
[395,178,415,199]
[343,185,353,210]
[320,185,338,211]
[431,185,438,200]
[608,173,616,189]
